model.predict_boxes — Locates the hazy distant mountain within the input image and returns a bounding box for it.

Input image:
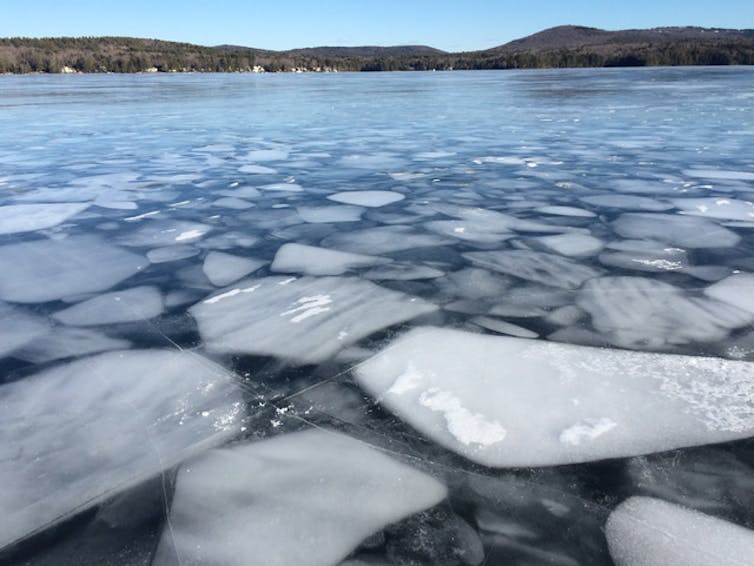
[1,26,753,73]
[490,25,754,52]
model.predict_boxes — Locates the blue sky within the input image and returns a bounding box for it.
[1,1,753,51]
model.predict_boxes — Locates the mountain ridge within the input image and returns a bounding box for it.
[2,25,753,73]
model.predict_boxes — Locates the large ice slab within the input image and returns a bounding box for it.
[0,236,147,304]
[52,286,164,326]
[464,250,601,289]
[534,233,605,257]
[270,243,390,276]
[190,276,437,365]
[14,327,130,363]
[0,203,90,235]
[202,251,265,286]
[606,497,754,566]
[578,276,753,349]
[296,205,364,223]
[153,429,447,566]
[355,327,754,467]
[0,349,243,550]
[672,197,754,222]
[612,213,740,248]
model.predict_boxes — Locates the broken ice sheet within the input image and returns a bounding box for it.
[327,190,405,207]
[612,213,741,248]
[0,302,50,358]
[154,429,446,566]
[14,327,131,363]
[0,236,147,304]
[52,286,164,326]
[606,497,754,566]
[0,349,243,550]
[0,202,90,235]
[190,276,437,365]
[355,327,754,467]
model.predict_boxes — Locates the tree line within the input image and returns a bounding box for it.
[1,36,753,74]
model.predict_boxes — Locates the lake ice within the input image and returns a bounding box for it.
[1,67,753,564]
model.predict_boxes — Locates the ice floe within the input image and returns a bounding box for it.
[672,197,754,222]
[424,220,513,244]
[535,205,596,218]
[271,243,389,276]
[363,262,444,281]
[534,233,605,257]
[579,194,671,211]
[578,276,753,349]
[153,429,447,566]
[0,203,90,235]
[704,274,754,315]
[52,286,164,326]
[212,196,255,209]
[0,236,147,304]
[0,349,243,550]
[120,220,212,247]
[0,302,50,357]
[14,327,130,363]
[322,225,452,255]
[296,204,364,223]
[431,204,580,234]
[190,276,437,364]
[464,250,601,289]
[146,245,200,264]
[355,327,754,467]
[471,316,539,338]
[606,497,754,566]
[327,190,405,207]
[612,213,740,248]
[202,251,265,286]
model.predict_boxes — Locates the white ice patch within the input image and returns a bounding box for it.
[535,205,596,218]
[387,363,426,396]
[673,197,754,221]
[175,228,207,242]
[559,418,617,446]
[120,221,212,247]
[684,168,754,181]
[322,225,452,255]
[535,233,604,257]
[606,497,754,566]
[704,274,754,315]
[0,302,50,357]
[0,203,90,235]
[146,245,199,264]
[355,327,754,467]
[212,197,255,210]
[327,190,405,207]
[296,205,364,223]
[152,429,447,566]
[0,350,242,550]
[280,294,333,323]
[0,236,147,304]
[419,388,507,447]
[238,164,277,174]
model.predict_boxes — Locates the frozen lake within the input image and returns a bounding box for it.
[1,67,754,565]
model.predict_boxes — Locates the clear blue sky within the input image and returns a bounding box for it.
[1,0,753,52]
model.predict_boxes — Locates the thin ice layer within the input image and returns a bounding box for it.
[355,327,754,467]
[153,429,447,566]
[606,497,754,566]
[190,276,437,365]
[0,236,147,304]
[0,350,243,550]
[612,213,740,248]
[202,252,265,286]
[0,302,50,357]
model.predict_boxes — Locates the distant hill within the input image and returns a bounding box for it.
[1,26,753,74]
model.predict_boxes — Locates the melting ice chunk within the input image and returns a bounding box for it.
[672,197,754,222]
[0,350,243,550]
[0,203,90,235]
[535,233,605,257]
[464,250,601,289]
[704,274,754,316]
[0,302,50,357]
[153,429,447,566]
[606,497,754,566]
[612,213,740,249]
[202,251,265,286]
[52,286,164,326]
[327,190,405,207]
[0,236,147,304]
[271,243,390,276]
[355,327,754,467]
[578,276,753,349]
[190,276,437,365]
